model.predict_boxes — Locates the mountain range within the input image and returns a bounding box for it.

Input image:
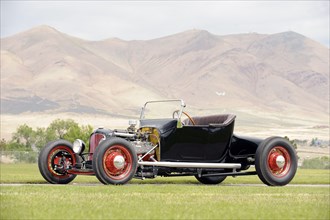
[1,25,329,123]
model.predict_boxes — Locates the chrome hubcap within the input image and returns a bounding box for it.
[276,155,285,169]
[113,155,125,169]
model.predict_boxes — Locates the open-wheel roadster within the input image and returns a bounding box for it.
[38,100,298,186]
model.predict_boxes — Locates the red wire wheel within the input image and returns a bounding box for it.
[47,146,76,178]
[102,145,133,180]
[267,146,291,177]
[93,138,137,185]
[255,137,297,186]
[38,140,77,184]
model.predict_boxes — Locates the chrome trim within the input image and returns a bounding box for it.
[138,161,241,169]
[113,132,136,138]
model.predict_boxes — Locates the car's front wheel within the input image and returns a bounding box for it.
[38,140,77,184]
[255,136,297,186]
[93,138,137,185]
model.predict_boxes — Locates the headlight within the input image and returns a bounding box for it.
[73,139,85,154]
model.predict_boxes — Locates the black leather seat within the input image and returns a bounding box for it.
[183,114,236,127]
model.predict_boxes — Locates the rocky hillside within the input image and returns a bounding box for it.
[1,26,329,119]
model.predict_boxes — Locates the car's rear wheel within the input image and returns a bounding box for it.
[255,136,297,186]
[195,175,227,184]
[38,140,77,184]
[93,138,137,185]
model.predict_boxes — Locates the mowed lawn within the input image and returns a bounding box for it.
[1,164,329,219]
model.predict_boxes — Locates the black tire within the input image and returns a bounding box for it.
[38,139,77,184]
[255,136,297,186]
[92,137,137,185]
[195,175,227,185]
[90,139,107,184]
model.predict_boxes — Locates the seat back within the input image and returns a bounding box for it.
[184,114,236,127]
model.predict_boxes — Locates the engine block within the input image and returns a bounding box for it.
[132,141,155,154]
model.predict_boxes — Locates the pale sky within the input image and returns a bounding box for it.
[1,1,329,47]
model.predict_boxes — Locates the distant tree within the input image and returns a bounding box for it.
[11,124,35,150]
[63,124,93,150]
[0,138,8,151]
[310,137,321,147]
[284,136,297,149]
[47,119,78,139]
[6,119,93,152]
[46,119,93,146]
[33,127,48,151]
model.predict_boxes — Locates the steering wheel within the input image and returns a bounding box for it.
[172,110,196,125]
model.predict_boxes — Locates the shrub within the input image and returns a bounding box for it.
[301,156,330,169]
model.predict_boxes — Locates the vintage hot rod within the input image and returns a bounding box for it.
[38,100,298,186]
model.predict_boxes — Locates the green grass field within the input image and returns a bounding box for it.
[1,164,329,219]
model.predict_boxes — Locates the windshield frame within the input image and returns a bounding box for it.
[139,99,186,120]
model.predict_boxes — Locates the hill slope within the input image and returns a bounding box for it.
[1,26,329,121]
